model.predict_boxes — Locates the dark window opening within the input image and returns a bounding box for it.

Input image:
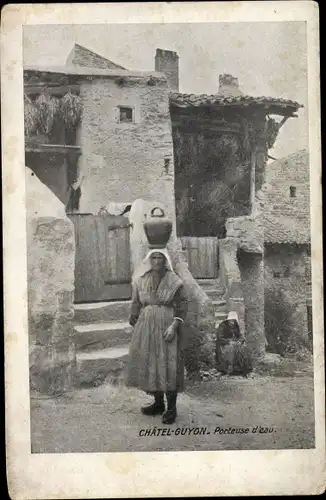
[164,158,171,174]
[273,271,281,278]
[119,106,133,123]
[66,186,81,214]
[307,305,313,342]
[284,266,290,277]
[290,185,296,197]
[65,155,81,214]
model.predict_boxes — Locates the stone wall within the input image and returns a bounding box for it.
[220,194,266,362]
[27,167,76,395]
[79,74,175,221]
[263,149,311,353]
[264,149,310,218]
[218,237,245,335]
[238,251,265,359]
[264,244,309,351]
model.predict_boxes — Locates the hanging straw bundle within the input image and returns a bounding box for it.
[34,93,60,135]
[60,93,82,130]
[24,91,82,139]
[24,94,38,136]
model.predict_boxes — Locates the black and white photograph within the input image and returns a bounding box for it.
[3,2,324,498]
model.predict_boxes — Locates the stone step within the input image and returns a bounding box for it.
[196,279,225,298]
[212,299,227,311]
[196,278,222,289]
[215,311,228,320]
[76,345,129,387]
[74,300,131,324]
[214,311,228,329]
[74,321,132,351]
[204,288,225,300]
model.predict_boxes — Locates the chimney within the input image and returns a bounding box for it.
[218,74,243,97]
[155,48,179,92]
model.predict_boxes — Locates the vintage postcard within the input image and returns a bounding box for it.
[2,1,325,498]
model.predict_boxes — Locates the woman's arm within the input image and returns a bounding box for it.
[129,282,142,326]
[172,285,188,326]
[163,285,188,341]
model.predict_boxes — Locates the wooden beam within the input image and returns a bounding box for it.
[172,119,242,134]
[268,154,277,161]
[174,126,242,135]
[24,84,80,96]
[277,116,290,130]
[172,117,241,127]
[25,143,82,156]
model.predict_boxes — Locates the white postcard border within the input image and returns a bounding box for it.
[2,2,324,498]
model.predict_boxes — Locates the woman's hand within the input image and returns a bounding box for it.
[163,320,179,342]
[129,315,138,327]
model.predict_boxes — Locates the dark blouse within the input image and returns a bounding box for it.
[216,319,241,345]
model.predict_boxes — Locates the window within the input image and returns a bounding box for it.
[164,158,171,174]
[119,106,133,123]
[290,185,296,198]
[284,266,290,277]
[273,271,281,278]
[307,305,313,341]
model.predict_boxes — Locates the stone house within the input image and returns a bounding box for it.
[262,150,312,353]
[24,44,306,392]
[25,44,177,222]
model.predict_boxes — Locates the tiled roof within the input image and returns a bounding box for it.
[66,43,127,71]
[24,66,164,80]
[169,92,302,114]
[264,214,310,245]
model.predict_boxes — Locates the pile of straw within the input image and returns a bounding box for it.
[24,92,82,137]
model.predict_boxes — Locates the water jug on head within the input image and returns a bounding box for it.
[143,207,172,249]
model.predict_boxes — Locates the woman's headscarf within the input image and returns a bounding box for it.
[133,248,174,279]
[227,311,239,323]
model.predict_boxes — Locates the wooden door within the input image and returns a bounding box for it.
[180,236,219,279]
[69,214,132,303]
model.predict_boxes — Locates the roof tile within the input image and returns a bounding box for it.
[170,92,302,112]
[263,214,310,245]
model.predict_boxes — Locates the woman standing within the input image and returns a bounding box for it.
[125,249,187,425]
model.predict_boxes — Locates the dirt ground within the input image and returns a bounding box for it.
[30,369,315,453]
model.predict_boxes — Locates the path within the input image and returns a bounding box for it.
[31,372,315,453]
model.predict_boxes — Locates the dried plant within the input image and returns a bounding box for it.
[24,92,82,138]
[24,94,38,136]
[60,93,83,130]
[34,94,56,134]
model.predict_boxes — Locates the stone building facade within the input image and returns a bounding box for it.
[25,45,177,223]
[79,70,175,219]
[263,149,310,221]
[24,43,306,391]
[262,150,312,353]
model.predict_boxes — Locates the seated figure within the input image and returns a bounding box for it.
[216,311,253,376]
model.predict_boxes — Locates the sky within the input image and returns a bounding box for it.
[23,22,308,159]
